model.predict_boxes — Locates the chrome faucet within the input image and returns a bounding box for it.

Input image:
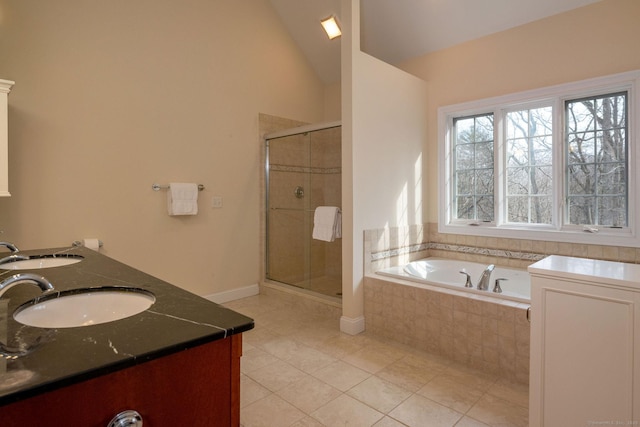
[0,273,54,298]
[477,264,495,291]
[0,254,29,266]
[0,242,19,253]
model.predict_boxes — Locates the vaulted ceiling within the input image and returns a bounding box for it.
[268,0,602,84]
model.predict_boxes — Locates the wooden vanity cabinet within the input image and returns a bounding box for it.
[0,334,243,426]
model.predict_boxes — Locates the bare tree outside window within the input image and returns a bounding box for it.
[453,114,494,221]
[506,107,553,224]
[566,93,628,227]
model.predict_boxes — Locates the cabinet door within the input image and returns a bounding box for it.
[0,334,242,426]
[530,276,640,426]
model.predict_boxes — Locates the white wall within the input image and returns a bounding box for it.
[341,0,427,333]
[0,0,327,297]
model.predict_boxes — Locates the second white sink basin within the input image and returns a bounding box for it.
[13,287,156,328]
[0,255,84,270]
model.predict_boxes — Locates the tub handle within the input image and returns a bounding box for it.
[459,270,473,288]
[493,278,508,293]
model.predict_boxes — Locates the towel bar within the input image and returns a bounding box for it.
[152,183,205,191]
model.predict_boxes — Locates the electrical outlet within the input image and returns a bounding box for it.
[212,196,223,208]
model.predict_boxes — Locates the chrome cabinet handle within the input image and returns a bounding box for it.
[108,410,143,427]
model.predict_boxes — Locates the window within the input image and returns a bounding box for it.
[453,114,494,222]
[566,93,628,227]
[439,71,639,246]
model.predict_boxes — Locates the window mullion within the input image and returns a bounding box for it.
[554,97,564,231]
[495,110,504,226]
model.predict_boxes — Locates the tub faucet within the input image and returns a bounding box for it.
[0,273,54,298]
[0,242,19,253]
[477,264,495,291]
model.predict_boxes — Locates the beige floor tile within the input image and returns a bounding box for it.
[241,346,280,374]
[454,416,491,427]
[313,332,370,359]
[311,394,385,427]
[241,394,307,427]
[230,290,528,427]
[240,374,272,408]
[347,376,412,414]
[417,374,484,413]
[243,327,284,349]
[373,416,408,427]
[261,336,336,374]
[442,364,498,391]
[276,375,342,414]
[290,416,325,427]
[388,394,464,427]
[342,346,403,374]
[376,355,442,392]
[246,359,309,392]
[311,360,371,392]
[466,394,529,427]
[285,344,338,374]
[291,324,342,348]
[486,378,529,409]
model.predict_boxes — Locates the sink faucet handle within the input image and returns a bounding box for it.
[459,270,473,288]
[493,278,508,293]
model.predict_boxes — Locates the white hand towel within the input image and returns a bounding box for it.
[312,206,341,242]
[167,183,199,216]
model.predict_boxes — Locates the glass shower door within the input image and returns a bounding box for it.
[265,125,342,298]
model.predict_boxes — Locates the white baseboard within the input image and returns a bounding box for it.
[204,283,260,304]
[340,315,365,335]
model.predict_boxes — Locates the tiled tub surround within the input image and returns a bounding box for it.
[363,222,640,385]
[364,274,530,384]
[364,223,640,276]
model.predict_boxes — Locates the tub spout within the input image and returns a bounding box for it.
[0,273,54,298]
[477,264,495,291]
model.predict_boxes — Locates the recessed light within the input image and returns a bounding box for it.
[320,15,341,40]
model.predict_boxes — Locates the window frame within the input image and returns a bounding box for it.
[438,70,640,247]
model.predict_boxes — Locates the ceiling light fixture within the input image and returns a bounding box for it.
[320,15,341,40]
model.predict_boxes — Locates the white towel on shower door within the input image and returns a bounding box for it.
[312,206,341,242]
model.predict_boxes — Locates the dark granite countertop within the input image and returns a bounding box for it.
[0,246,254,406]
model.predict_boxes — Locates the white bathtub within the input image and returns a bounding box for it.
[376,258,530,303]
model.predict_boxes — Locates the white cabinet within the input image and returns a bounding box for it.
[0,79,15,197]
[529,255,640,426]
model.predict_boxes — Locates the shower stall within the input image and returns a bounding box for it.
[265,122,342,298]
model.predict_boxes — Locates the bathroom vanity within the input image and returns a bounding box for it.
[529,256,640,426]
[0,247,254,426]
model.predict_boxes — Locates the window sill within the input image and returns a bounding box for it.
[438,222,640,248]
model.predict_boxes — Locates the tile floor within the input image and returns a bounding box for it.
[224,288,529,427]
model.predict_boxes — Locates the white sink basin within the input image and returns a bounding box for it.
[13,287,155,328]
[0,255,84,270]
